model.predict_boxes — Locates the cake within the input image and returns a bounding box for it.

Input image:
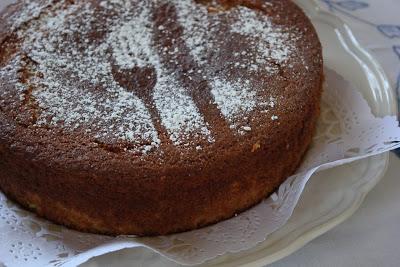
[0,0,323,236]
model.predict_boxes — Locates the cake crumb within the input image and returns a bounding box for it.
[251,141,261,152]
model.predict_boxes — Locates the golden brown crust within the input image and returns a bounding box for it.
[0,0,323,236]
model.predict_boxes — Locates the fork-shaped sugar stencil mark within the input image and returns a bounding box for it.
[109,4,213,146]
[108,0,290,145]
[111,64,169,145]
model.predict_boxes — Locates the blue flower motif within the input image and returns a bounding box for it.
[395,73,400,157]
[394,45,400,59]
[397,73,400,113]
[377,25,400,38]
[335,1,369,11]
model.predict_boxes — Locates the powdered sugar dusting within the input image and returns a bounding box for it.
[0,0,293,153]
[0,56,27,108]
[17,2,161,153]
[231,6,295,65]
[173,0,211,66]
[110,9,154,69]
[210,77,256,124]
[109,5,213,145]
[4,0,53,31]
[152,76,213,145]
[175,1,286,130]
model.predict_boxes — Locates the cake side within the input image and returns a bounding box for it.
[0,94,321,235]
[0,0,323,236]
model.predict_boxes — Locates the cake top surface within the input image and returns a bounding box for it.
[0,0,322,160]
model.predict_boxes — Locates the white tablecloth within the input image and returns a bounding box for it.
[1,0,399,266]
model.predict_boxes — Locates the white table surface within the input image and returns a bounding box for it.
[1,0,399,266]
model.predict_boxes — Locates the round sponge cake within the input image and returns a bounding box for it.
[0,0,323,236]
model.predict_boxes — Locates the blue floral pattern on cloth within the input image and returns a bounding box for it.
[335,1,369,11]
[378,25,400,39]
[396,67,400,157]
[320,0,400,156]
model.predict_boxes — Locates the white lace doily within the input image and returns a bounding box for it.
[1,68,400,267]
